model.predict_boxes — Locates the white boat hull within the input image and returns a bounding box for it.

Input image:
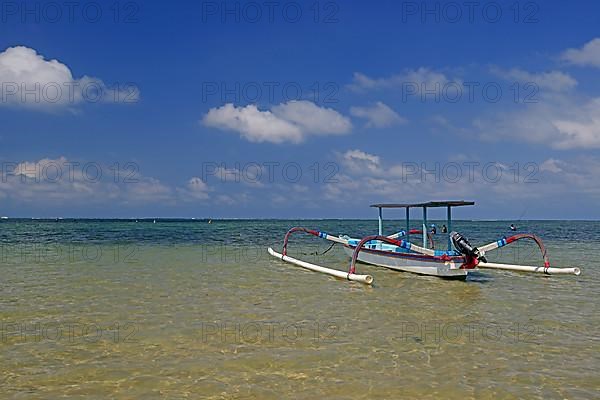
[343,245,469,279]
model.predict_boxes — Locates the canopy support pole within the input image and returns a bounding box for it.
[405,207,410,243]
[422,206,428,249]
[447,206,452,251]
[378,207,383,236]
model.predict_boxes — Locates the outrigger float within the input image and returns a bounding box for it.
[268,201,581,285]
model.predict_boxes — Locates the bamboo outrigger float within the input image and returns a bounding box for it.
[267,201,581,285]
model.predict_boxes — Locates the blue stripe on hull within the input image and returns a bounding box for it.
[344,244,465,263]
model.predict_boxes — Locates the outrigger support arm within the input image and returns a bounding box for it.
[269,247,374,284]
[282,227,348,256]
[348,235,438,274]
[478,233,550,268]
[387,229,435,248]
[350,235,400,275]
[281,227,435,257]
[473,233,581,275]
[276,227,373,284]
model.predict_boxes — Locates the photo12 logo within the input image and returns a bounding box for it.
[0,161,140,184]
[0,243,139,265]
[202,81,339,105]
[398,321,542,344]
[0,1,141,24]
[399,162,539,184]
[0,81,140,105]
[400,1,540,24]
[201,1,340,24]
[399,81,539,104]
[200,321,339,344]
[201,161,339,184]
[1,321,138,344]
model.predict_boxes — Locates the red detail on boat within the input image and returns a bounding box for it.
[408,229,435,248]
[461,256,479,269]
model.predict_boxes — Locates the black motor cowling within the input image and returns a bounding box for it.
[450,231,487,263]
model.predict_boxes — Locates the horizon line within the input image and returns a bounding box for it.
[2,217,600,222]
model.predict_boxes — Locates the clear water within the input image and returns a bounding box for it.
[1,219,599,398]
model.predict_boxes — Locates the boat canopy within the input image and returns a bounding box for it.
[370,201,475,250]
[370,201,475,208]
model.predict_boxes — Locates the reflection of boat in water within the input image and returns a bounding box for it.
[269,201,582,285]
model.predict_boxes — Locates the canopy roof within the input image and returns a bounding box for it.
[370,201,475,208]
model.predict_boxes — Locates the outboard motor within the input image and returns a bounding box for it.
[450,231,487,263]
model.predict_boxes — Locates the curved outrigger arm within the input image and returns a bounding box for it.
[281,227,434,257]
[276,227,373,284]
[477,233,550,267]
[282,227,442,266]
[348,235,445,274]
[474,233,581,275]
[281,227,348,256]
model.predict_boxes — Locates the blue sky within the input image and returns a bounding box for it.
[1,0,600,219]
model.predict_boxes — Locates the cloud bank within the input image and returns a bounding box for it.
[202,101,352,144]
[350,102,407,127]
[0,46,139,110]
[561,38,600,68]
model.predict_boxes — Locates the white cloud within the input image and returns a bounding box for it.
[1,157,109,203]
[0,46,138,109]
[183,177,210,200]
[350,102,407,128]
[341,149,381,174]
[552,98,600,149]
[202,101,351,144]
[325,150,600,208]
[491,67,577,92]
[349,72,379,90]
[124,177,173,203]
[348,67,454,93]
[539,159,565,173]
[463,61,600,150]
[272,101,351,134]
[12,157,69,178]
[0,157,216,206]
[202,103,302,143]
[561,38,600,68]
[535,157,600,196]
[473,95,600,149]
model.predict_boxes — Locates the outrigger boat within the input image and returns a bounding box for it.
[268,201,581,285]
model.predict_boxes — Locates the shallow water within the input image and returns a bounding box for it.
[1,219,599,398]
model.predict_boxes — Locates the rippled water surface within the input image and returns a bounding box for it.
[1,219,599,399]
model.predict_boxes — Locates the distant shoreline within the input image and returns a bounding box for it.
[1,218,600,222]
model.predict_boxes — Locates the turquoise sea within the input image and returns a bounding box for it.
[1,219,599,398]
